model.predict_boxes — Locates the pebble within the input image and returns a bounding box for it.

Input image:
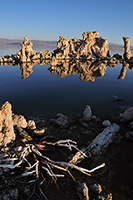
[102,120,111,127]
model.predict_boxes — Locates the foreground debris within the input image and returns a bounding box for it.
[0,139,105,200]
[0,102,133,199]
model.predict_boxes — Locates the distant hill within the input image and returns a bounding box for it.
[0,38,57,47]
[109,42,133,50]
[0,38,132,50]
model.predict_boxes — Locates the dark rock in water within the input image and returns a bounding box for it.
[112,95,123,102]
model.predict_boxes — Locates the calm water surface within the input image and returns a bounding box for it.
[0,47,133,121]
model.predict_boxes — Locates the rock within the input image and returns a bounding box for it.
[50,113,71,128]
[129,121,133,129]
[17,37,37,63]
[119,107,133,122]
[86,123,120,156]
[54,31,110,60]
[102,120,111,127]
[33,128,45,136]
[16,127,32,143]
[123,37,131,60]
[112,53,122,60]
[27,120,36,130]
[0,101,15,147]
[76,181,89,200]
[89,183,102,194]
[0,188,18,200]
[40,50,52,59]
[108,57,117,64]
[128,56,133,64]
[125,131,133,141]
[83,105,92,121]
[12,114,27,128]
[97,192,113,200]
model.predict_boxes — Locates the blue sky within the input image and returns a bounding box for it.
[0,0,133,45]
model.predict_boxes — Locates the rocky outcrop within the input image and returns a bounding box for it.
[119,107,133,122]
[123,37,131,60]
[0,102,15,147]
[17,37,37,62]
[0,101,40,147]
[54,31,110,60]
[1,32,133,65]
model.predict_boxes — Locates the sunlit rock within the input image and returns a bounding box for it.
[27,120,36,130]
[123,36,131,60]
[12,114,27,128]
[54,31,110,60]
[17,37,37,63]
[0,101,15,147]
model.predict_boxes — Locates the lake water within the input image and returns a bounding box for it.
[0,46,133,121]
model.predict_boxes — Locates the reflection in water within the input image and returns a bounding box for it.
[20,63,34,80]
[0,59,133,81]
[49,61,107,82]
[117,63,129,80]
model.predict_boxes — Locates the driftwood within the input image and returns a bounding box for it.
[0,139,105,200]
